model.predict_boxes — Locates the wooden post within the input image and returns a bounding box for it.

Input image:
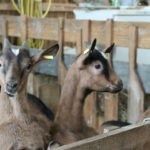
[20,15,28,42]
[104,19,119,121]
[76,29,82,54]
[82,20,91,50]
[83,20,98,130]
[2,17,7,41]
[127,26,144,123]
[58,18,67,87]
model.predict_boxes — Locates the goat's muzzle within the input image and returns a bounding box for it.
[109,80,123,93]
[5,80,18,97]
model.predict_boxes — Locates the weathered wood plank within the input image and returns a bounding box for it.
[20,15,27,41]
[104,19,119,121]
[1,16,150,49]
[57,18,67,87]
[127,26,144,123]
[57,122,150,150]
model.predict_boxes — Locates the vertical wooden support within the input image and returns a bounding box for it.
[82,20,91,50]
[128,26,144,123]
[58,18,67,87]
[104,19,119,121]
[83,20,98,130]
[2,17,7,42]
[76,29,82,54]
[20,15,28,42]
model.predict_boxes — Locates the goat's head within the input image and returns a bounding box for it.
[0,39,59,97]
[74,39,123,93]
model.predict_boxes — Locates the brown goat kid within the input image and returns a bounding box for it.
[0,39,59,150]
[51,39,123,146]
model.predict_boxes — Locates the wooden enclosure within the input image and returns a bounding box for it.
[57,122,150,150]
[1,15,150,127]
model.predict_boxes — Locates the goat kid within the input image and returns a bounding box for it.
[0,39,59,150]
[50,39,123,146]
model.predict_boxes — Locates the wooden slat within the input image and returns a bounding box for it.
[113,22,150,49]
[82,20,91,49]
[0,3,77,12]
[127,26,145,123]
[20,15,27,41]
[57,18,67,87]
[1,16,7,41]
[76,29,82,54]
[104,19,119,121]
[90,21,106,47]
[57,122,150,150]
[1,15,150,49]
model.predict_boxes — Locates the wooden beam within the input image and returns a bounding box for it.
[57,18,67,87]
[20,15,27,42]
[57,122,150,150]
[82,20,91,50]
[0,3,77,12]
[76,29,82,54]
[1,16,7,42]
[2,16,150,49]
[104,19,119,121]
[127,25,144,123]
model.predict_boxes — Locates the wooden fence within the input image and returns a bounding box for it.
[58,122,150,150]
[1,15,150,128]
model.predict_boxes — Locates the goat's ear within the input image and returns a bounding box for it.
[89,38,97,53]
[32,44,59,65]
[3,38,11,50]
[104,43,115,53]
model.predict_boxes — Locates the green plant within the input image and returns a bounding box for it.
[11,0,51,49]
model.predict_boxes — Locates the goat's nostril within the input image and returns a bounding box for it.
[7,80,18,89]
[12,83,18,88]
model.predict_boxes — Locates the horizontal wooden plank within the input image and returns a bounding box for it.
[0,3,77,12]
[1,16,150,49]
[113,22,150,49]
[57,122,150,150]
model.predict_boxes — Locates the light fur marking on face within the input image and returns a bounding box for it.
[100,51,108,60]
[11,48,20,56]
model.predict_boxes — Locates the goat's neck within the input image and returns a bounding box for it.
[9,85,31,122]
[0,86,13,124]
[55,68,89,130]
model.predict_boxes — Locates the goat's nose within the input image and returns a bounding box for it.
[7,80,18,89]
[117,80,123,89]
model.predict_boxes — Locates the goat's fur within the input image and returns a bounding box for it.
[50,39,123,145]
[0,39,59,150]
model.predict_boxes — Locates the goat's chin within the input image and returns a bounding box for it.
[106,87,122,93]
[5,91,17,97]
[98,87,122,93]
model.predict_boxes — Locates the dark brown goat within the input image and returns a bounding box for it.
[0,39,59,150]
[50,39,123,146]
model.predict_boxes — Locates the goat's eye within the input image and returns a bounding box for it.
[95,64,101,69]
[26,63,32,70]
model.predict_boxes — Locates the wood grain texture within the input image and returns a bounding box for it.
[127,26,145,123]
[1,16,150,49]
[57,122,150,150]
[104,19,119,121]
[57,18,67,87]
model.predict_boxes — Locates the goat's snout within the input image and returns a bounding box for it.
[111,80,123,93]
[6,80,18,91]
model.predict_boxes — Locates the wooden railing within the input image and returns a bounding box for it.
[1,15,150,129]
